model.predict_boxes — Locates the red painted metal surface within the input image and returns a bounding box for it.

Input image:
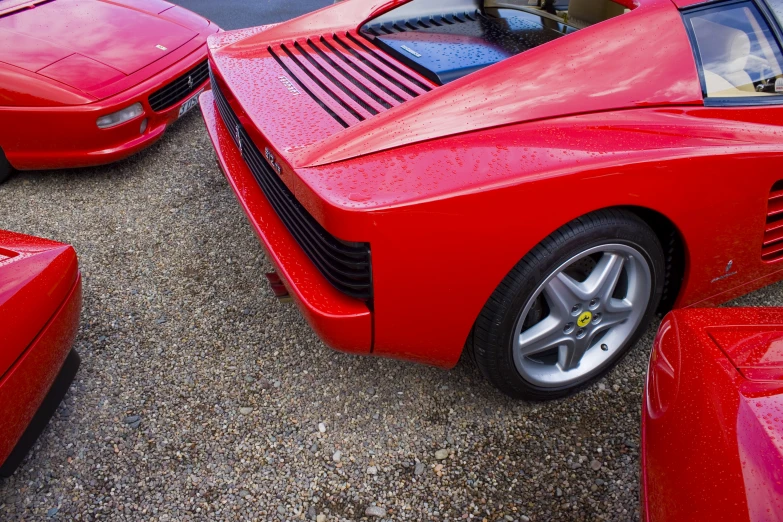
[670,0,712,9]
[642,308,783,522]
[0,0,219,170]
[203,0,783,367]
[0,231,81,468]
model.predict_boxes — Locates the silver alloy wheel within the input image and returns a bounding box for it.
[512,244,652,388]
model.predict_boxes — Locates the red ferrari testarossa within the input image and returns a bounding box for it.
[643,308,783,521]
[201,0,783,398]
[0,230,81,477]
[0,0,219,183]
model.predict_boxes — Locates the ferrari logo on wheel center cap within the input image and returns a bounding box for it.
[577,311,592,328]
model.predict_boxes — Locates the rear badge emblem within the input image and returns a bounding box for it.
[235,124,243,155]
[278,76,301,96]
[188,75,194,90]
[156,44,168,51]
[400,45,422,58]
[265,147,282,175]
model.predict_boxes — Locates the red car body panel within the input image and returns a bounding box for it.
[202,0,783,367]
[642,308,783,522]
[0,0,219,170]
[0,230,81,470]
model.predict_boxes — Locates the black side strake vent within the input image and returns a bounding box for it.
[763,180,783,262]
[149,60,209,112]
[209,69,373,300]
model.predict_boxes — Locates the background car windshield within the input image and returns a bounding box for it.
[689,1,783,98]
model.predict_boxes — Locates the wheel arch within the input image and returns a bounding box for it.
[619,205,688,314]
[464,204,689,363]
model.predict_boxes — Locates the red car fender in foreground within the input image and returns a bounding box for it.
[0,231,81,476]
[642,308,783,521]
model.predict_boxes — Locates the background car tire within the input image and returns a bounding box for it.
[470,209,665,400]
[0,148,12,185]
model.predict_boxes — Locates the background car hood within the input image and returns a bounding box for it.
[0,0,197,95]
[0,231,78,381]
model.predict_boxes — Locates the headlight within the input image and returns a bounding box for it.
[96,103,144,129]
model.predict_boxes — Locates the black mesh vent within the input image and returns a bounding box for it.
[209,69,372,300]
[360,10,481,35]
[149,60,209,112]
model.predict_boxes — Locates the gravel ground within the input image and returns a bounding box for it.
[0,110,777,521]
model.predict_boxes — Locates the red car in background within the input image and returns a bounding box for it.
[0,231,81,477]
[643,308,783,521]
[202,0,783,399]
[0,0,219,183]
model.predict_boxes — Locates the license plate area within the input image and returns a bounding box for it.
[178,89,203,117]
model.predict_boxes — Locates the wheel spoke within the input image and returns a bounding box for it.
[605,292,633,312]
[544,273,587,316]
[558,338,588,371]
[600,302,633,328]
[586,253,625,300]
[518,315,570,356]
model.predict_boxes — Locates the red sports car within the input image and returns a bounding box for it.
[642,308,783,521]
[0,0,219,183]
[201,0,783,399]
[0,230,81,477]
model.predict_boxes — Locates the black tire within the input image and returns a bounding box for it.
[0,148,12,184]
[470,209,665,400]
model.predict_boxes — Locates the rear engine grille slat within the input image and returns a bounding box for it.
[318,36,410,103]
[149,60,209,112]
[210,70,372,299]
[294,40,386,114]
[762,180,783,262]
[331,34,422,97]
[266,31,435,127]
[267,48,350,128]
[308,38,395,108]
[342,32,433,93]
[279,43,368,122]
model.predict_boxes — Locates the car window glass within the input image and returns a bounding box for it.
[688,2,783,98]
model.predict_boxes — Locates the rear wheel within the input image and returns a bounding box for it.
[471,209,665,400]
[0,148,12,184]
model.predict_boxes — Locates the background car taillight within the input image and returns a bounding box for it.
[96,103,144,129]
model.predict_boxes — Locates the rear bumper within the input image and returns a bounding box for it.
[0,274,81,473]
[3,43,211,171]
[199,90,372,354]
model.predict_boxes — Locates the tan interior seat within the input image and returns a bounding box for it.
[691,18,756,95]
[566,0,627,29]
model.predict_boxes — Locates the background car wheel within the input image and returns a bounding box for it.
[0,148,12,184]
[470,209,665,400]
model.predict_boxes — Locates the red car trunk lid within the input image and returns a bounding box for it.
[0,0,197,76]
[0,231,78,380]
[210,29,438,167]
